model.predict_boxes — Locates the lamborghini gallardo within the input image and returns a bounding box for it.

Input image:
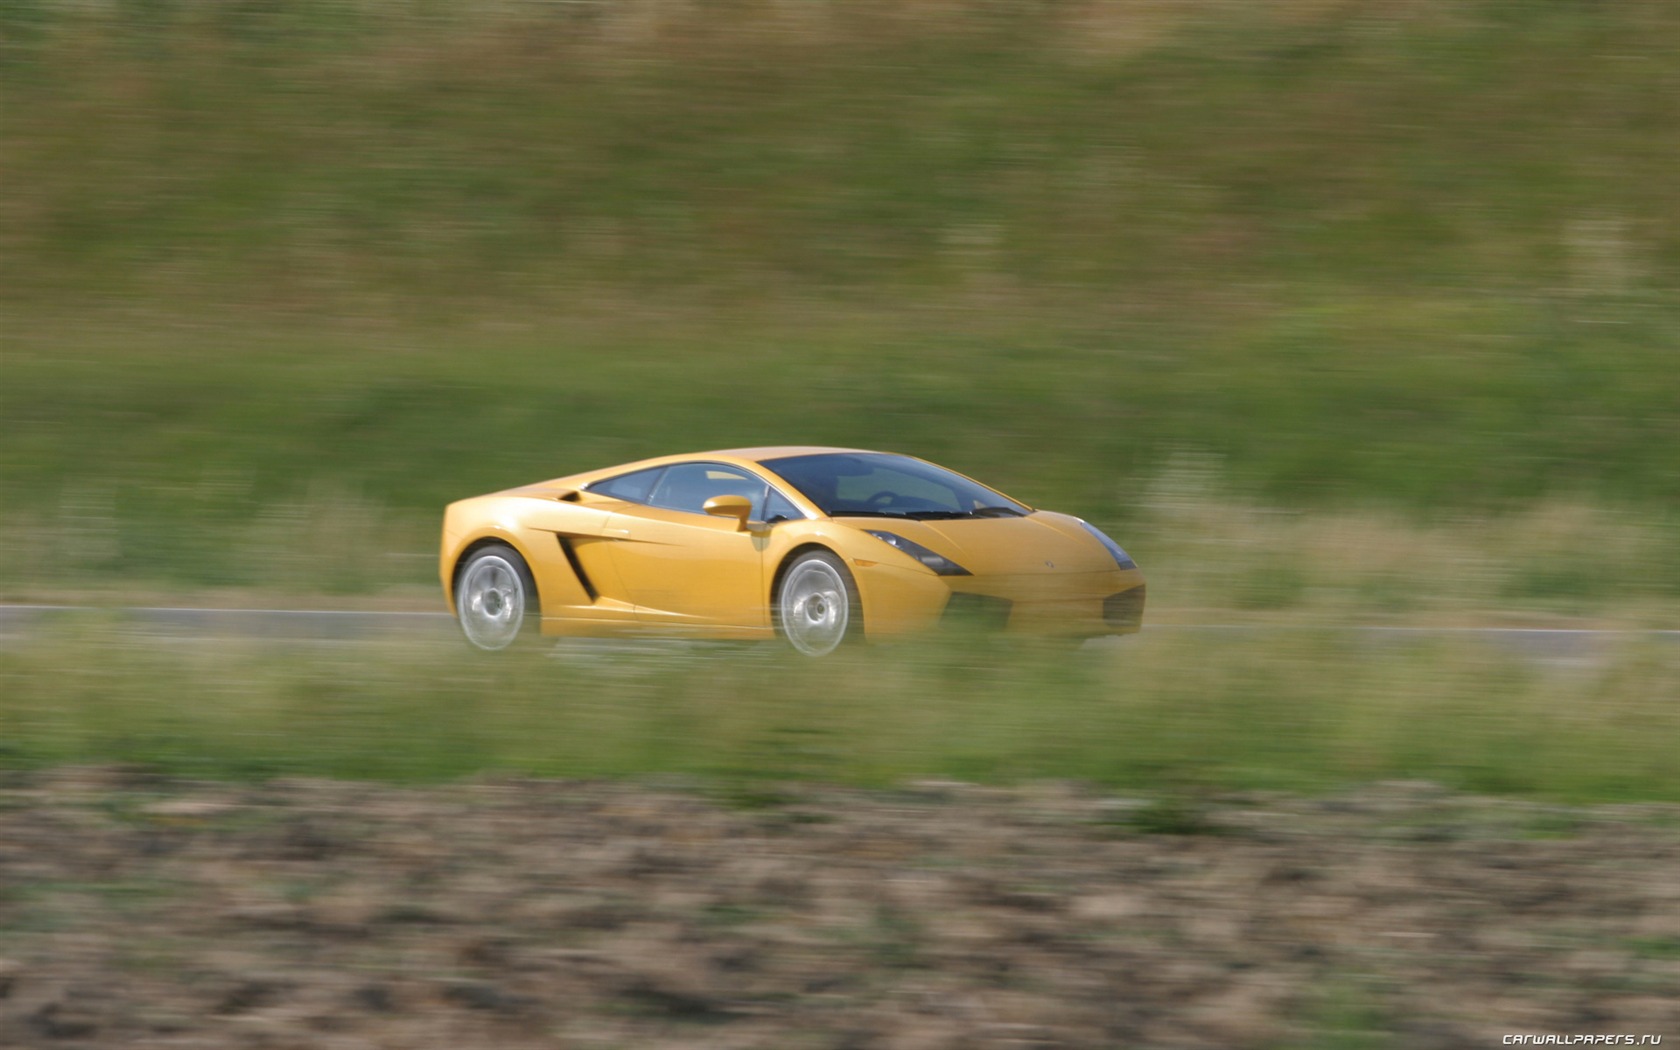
[440,448,1145,655]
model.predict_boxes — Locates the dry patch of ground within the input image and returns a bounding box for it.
[1,770,1677,1048]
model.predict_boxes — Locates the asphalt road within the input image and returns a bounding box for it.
[3,604,1677,660]
[0,604,457,641]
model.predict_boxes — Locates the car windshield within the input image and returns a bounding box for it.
[761,453,1029,520]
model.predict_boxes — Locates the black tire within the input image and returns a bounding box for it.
[454,544,539,650]
[775,550,862,656]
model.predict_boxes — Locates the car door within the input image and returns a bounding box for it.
[600,462,771,628]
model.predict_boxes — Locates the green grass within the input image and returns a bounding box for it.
[1292,978,1395,1050]
[2,627,1676,802]
[1626,936,1680,961]
[2,1,1680,603]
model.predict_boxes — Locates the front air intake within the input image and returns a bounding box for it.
[1104,585,1146,629]
[941,593,1014,631]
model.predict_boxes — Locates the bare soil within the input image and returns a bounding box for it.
[1,770,1677,1049]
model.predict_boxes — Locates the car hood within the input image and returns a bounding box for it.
[846,511,1118,576]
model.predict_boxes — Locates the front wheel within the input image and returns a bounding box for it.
[455,544,538,650]
[776,550,861,657]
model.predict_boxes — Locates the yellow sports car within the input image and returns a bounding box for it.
[440,447,1145,655]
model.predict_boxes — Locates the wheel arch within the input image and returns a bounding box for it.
[769,542,866,647]
[768,542,844,611]
[448,534,542,614]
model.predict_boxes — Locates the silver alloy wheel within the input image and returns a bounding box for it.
[457,552,527,650]
[779,557,851,656]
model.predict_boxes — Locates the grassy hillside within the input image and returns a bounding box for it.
[2,0,1678,597]
[6,1,1678,305]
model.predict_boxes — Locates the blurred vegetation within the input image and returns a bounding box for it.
[1,0,1678,603]
[2,628,1677,801]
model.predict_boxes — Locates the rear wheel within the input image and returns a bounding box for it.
[455,544,537,650]
[776,550,860,657]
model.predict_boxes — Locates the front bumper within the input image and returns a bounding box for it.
[854,562,1146,640]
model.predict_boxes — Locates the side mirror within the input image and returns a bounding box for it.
[702,494,754,529]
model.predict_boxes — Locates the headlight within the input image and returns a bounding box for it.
[1079,521,1138,570]
[865,531,972,576]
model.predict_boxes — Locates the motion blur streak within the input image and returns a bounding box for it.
[1,2,1678,1046]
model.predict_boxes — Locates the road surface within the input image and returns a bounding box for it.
[2,604,1676,661]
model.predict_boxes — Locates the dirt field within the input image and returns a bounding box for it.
[1,769,1677,1049]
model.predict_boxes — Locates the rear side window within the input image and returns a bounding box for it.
[589,466,664,504]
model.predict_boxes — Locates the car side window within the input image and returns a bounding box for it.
[646,463,767,517]
[589,466,665,504]
[763,488,804,524]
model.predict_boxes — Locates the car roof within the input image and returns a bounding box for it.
[513,447,1031,517]
[538,447,887,493]
[697,445,879,463]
